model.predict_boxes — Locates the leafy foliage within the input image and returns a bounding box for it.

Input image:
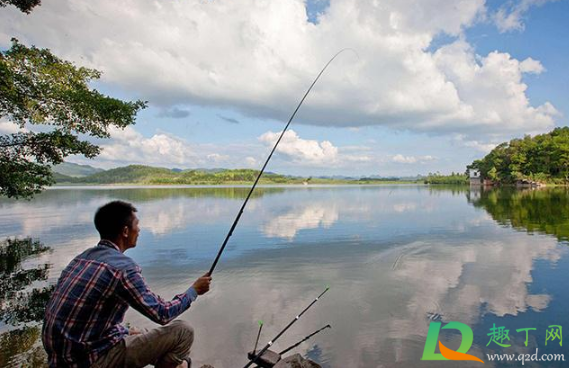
[468,127,569,184]
[0,39,146,198]
[424,172,468,185]
[0,0,40,13]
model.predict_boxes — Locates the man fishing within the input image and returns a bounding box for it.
[42,200,212,368]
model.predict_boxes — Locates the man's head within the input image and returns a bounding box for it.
[94,201,140,250]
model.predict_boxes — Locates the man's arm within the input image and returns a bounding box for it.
[119,268,211,325]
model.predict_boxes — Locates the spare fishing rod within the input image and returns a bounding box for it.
[278,324,331,356]
[208,49,354,275]
[253,320,264,354]
[244,287,330,368]
[246,323,331,367]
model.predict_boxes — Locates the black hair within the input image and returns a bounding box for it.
[94,201,137,240]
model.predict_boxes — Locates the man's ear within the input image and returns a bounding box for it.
[121,225,130,238]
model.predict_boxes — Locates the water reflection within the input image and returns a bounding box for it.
[0,327,47,367]
[262,202,339,239]
[129,230,563,367]
[0,238,52,367]
[468,187,569,243]
[0,186,567,367]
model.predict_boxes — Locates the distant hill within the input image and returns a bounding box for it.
[52,164,423,185]
[191,168,228,173]
[52,172,75,182]
[52,162,105,177]
[68,165,176,184]
[316,175,357,180]
[55,165,308,185]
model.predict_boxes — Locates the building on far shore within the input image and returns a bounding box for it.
[469,169,482,186]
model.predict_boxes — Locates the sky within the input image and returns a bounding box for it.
[1,0,568,177]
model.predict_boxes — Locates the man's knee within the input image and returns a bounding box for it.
[170,319,194,346]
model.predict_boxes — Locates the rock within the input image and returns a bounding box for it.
[273,354,321,368]
[199,365,215,368]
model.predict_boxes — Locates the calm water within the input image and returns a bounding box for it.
[1,185,568,367]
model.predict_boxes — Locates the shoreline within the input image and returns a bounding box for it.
[50,182,425,190]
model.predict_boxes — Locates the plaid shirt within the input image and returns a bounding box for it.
[42,240,198,367]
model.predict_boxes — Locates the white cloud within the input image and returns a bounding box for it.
[84,126,261,169]
[392,154,417,164]
[464,140,497,153]
[206,153,230,163]
[392,154,435,164]
[493,0,558,33]
[98,126,197,166]
[245,156,259,167]
[0,120,26,134]
[257,130,376,168]
[67,125,373,172]
[433,40,558,137]
[454,134,498,153]
[259,129,338,164]
[519,57,545,74]
[0,0,558,142]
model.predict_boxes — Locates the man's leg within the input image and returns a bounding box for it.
[92,340,127,367]
[124,320,194,368]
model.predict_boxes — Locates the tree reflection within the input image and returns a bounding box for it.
[0,327,47,368]
[0,186,287,206]
[468,187,569,242]
[0,238,53,367]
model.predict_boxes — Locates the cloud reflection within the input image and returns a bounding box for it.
[1,187,568,367]
[123,226,566,367]
[262,203,339,239]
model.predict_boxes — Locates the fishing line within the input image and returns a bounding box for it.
[208,49,357,275]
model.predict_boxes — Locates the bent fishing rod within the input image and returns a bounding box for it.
[208,49,353,275]
[244,287,330,368]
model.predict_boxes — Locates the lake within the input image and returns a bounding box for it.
[1,185,568,367]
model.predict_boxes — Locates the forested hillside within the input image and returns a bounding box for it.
[469,127,569,184]
[55,165,304,185]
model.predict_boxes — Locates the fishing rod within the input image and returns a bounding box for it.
[279,324,331,356]
[253,320,264,354]
[208,49,354,275]
[244,287,330,368]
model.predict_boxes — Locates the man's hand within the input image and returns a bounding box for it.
[192,273,212,295]
[129,326,148,335]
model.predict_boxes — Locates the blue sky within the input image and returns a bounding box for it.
[466,0,569,114]
[1,0,567,177]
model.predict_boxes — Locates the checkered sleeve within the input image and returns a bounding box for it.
[119,267,197,325]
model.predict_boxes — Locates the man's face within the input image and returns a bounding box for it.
[126,213,140,249]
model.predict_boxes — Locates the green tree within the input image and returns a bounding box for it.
[0,0,40,13]
[0,39,146,198]
[469,127,569,184]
